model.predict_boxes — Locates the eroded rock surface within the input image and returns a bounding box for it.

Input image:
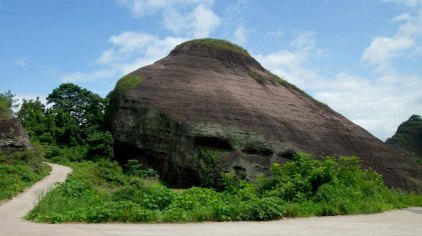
[0,117,32,152]
[111,39,422,191]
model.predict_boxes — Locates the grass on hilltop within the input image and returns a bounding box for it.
[181,38,251,57]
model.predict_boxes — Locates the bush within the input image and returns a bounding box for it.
[124,159,159,179]
[44,145,88,163]
[95,159,126,184]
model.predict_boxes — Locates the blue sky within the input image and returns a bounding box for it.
[1,0,421,140]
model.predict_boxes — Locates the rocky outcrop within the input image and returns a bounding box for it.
[0,117,32,152]
[111,39,422,191]
[387,115,422,161]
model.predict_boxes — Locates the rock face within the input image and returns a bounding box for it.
[111,39,422,191]
[387,115,422,161]
[0,117,32,152]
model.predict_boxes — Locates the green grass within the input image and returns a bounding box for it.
[181,38,251,57]
[26,153,422,223]
[0,144,50,201]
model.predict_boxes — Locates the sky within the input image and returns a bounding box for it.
[1,0,421,141]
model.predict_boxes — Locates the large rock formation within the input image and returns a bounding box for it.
[0,117,32,152]
[387,115,422,162]
[111,39,422,191]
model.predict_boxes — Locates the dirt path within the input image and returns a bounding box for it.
[1,163,421,236]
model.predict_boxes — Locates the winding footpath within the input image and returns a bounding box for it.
[1,163,422,236]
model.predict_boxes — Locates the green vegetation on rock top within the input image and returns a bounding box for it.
[387,114,422,161]
[181,38,251,57]
[114,75,143,95]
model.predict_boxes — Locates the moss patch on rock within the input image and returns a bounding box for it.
[114,75,143,95]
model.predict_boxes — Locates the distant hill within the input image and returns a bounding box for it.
[387,115,422,164]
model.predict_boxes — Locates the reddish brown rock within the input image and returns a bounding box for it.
[111,39,422,191]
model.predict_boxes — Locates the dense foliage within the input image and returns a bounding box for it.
[27,153,422,223]
[15,84,113,161]
[0,144,50,201]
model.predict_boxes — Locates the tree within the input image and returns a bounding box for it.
[49,108,81,145]
[0,90,19,117]
[17,98,55,143]
[17,97,45,124]
[46,83,106,130]
[16,84,114,160]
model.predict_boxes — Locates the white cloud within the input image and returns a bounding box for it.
[14,57,29,66]
[102,32,187,74]
[116,0,214,16]
[61,69,116,83]
[383,0,422,6]
[61,32,187,83]
[162,4,220,38]
[117,0,220,38]
[392,13,412,22]
[267,30,284,39]
[255,31,422,141]
[233,26,247,45]
[361,36,414,72]
[361,10,422,73]
[109,32,157,53]
[313,72,422,141]
[61,0,221,89]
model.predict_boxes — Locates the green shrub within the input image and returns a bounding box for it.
[124,159,159,179]
[44,145,88,163]
[95,159,125,184]
[140,185,175,210]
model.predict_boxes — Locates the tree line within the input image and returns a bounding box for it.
[1,83,113,161]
